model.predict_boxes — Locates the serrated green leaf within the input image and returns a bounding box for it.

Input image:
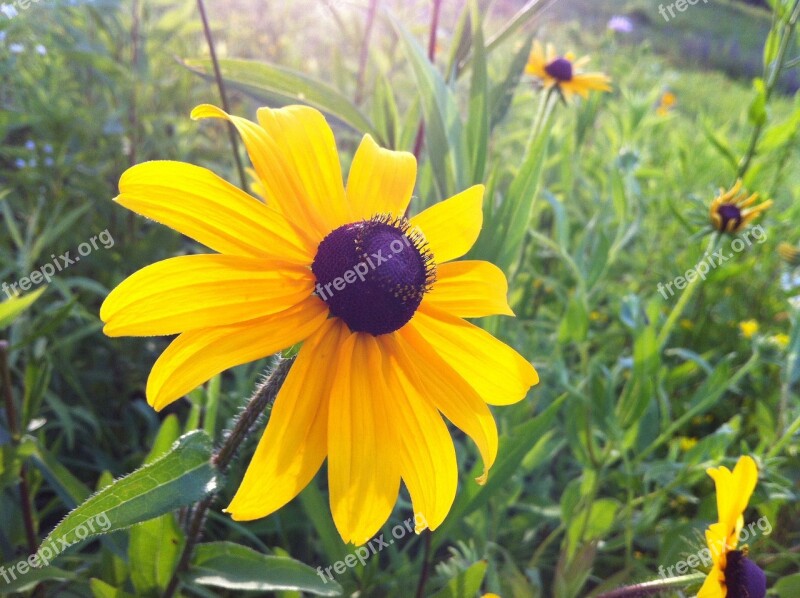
[186,542,342,596]
[35,431,215,564]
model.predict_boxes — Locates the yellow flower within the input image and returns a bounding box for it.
[769,333,790,349]
[709,180,772,234]
[738,320,759,339]
[697,456,765,598]
[100,104,539,545]
[656,90,677,116]
[525,41,611,100]
[679,436,698,451]
[680,318,695,330]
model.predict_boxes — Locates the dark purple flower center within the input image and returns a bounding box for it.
[311,217,434,336]
[718,203,743,231]
[545,57,573,82]
[724,551,766,598]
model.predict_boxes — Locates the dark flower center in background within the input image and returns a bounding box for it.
[312,217,434,336]
[717,203,743,231]
[545,57,574,82]
[724,550,766,598]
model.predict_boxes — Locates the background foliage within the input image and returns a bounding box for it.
[1,0,799,596]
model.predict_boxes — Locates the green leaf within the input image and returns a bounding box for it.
[36,431,215,563]
[0,287,46,329]
[429,560,487,598]
[390,14,465,202]
[129,513,185,595]
[465,0,489,185]
[89,578,138,598]
[186,542,342,596]
[747,78,768,127]
[0,565,76,593]
[183,58,382,143]
[773,573,800,597]
[488,34,533,129]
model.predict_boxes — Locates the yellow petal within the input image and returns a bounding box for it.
[707,455,757,541]
[346,134,417,220]
[146,296,329,411]
[376,333,457,532]
[424,260,514,318]
[328,332,401,544]
[101,254,313,336]
[696,567,725,598]
[414,304,538,406]
[226,319,348,520]
[257,105,350,233]
[191,104,344,244]
[116,161,313,263]
[397,321,498,484]
[410,185,484,264]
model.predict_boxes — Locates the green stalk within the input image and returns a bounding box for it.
[593,572,705,598]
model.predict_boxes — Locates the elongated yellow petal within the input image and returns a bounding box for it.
[707,455,757,541]
[191,104,342,244]
[256,105,350,233]
[376,333,457,532]
[410,185,484,264]
[226,319,348,520]
[397,321,497,484]
[328,332,401,545]
[146,296,329,411]
[101,254,313,336]
[414,304,538,405]
[346,134,417,220]
[424,260,514,318]
[116,161,313,263]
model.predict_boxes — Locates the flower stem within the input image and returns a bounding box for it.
[593,572,705,598]
[161,356,295,598]
[354,0,380,106]
[737,0,800,178]
[196,0,249,193]
[411,0,443,161]
[0,341,38,555]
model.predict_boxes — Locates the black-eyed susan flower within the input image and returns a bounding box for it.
[709,180,772,234]
[525,41,611,100]
[100,104,539,545]
[697,455,766,598]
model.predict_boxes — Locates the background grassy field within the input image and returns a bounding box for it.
[1,0,799,596]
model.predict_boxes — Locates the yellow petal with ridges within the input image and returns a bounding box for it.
[101,254,313,336]
[116,160,313,263]
[410,185,484,264]
[376,333,457,532]
[424,260,514,318]
[397,321,497,484]
[257,105,350,233]
[226,318,348,520]
[328,332,401,545]
[146,296,329,411]
[346,134,417,220]
[414,304,538,406]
